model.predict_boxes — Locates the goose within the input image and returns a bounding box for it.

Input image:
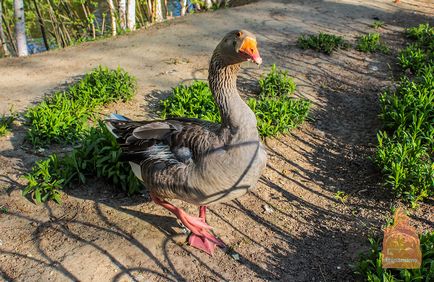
[106,30,267,255]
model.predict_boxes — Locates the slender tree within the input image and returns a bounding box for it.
[0,0,11,56]
[155,0,163,22]
[14,0,28,56]
[204,0,212,9]
[180,0,187,16]
[107,0,117,36]
[119,0,126,30]
[32,0,49,51]
[127,0,135,30]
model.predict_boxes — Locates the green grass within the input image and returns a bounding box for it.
[354,232,434,281]
[398,24,433,74]
[297,32,349,55]
[0,112,15,136]
[356,33,389,53]
[160,81,220,122]
[374,23,434,205]
[372,20,385,29]
[160,64,310,137]
[25,66,136,146]
[23,122,140,204]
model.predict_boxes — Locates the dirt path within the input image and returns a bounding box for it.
[1,0,433,281]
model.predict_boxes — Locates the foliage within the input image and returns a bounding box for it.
[297,32,349,55]
[398,24,433,73]
[372,20,385,29]
[23,122,141,204]
[0,111,16,136]
[258,64,296,98]
[356,33,389,53]
[354,232,434,281]
[25,66,136,146]
[160,81,220,122]
[160,65,310,137]
[375,24,434,205]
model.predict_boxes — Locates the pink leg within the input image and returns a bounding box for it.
[151,195,224,255]
[188,205,225,255]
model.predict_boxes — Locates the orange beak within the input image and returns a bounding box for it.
[239,37,262,65]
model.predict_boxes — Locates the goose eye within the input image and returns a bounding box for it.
[236,31,242,37]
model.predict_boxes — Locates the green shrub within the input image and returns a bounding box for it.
[23,122,141,204]
[372,20,385,29]
[160,65,310,137]
[25,66,136,146]
[0,112,15,136]
[247,96,310,137]
[160,81,220,123]
[258,64,296,98]
[297,33,349,55]
[375,24,433,205]
[354,232,434,281]
[399,24,433,73]
[356,33,389,53]
[405,23,434,50]
[398,44,430,73]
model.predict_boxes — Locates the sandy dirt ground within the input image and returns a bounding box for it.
[0,0,433,281]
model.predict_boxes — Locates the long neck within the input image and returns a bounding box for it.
[208,52,257,138]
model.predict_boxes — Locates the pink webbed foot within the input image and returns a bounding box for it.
[187,206,225,255]
[151,195,225,255]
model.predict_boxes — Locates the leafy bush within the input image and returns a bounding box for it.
[25,66,136,146]
[297,33,349,55]
[356,33,389,53]
[160,65,310,137]
[405,23,434,50]
[375,24,433,205]
[258,64,296,98]
[398,44,430,73]
[0,112,15,136]
[372,20,385,29]
[354,232,434,281]
[249,65,310,137]
[23,122,141,204]
[399,23,433,73]
[160,81,220,122]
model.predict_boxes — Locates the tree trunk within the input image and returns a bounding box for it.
[119,0,126,30]
[0,0,11,56]
[204,0,212,9]
[14,0,28,56]
[107,0,116,36]
[180,0,187,16]
[127,0,135,30]
[155,0,163,22]
[32,0,49,51]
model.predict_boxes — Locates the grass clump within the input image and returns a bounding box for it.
[159,65,310,137]
[160,81,220,122]
[23,122,140,204]
[25,66,136,146]
[371,20,385,29]
[0,112,16,136]
[356,33,389,53]
[297,32,349,55]
[375,24,434,206]
[399,24,433,73]
[248,65,310,137]
[354,232,434,281]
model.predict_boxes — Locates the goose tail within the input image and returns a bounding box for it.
[105,113,131,138]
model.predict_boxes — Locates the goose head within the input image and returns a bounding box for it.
[217,30,262,66]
